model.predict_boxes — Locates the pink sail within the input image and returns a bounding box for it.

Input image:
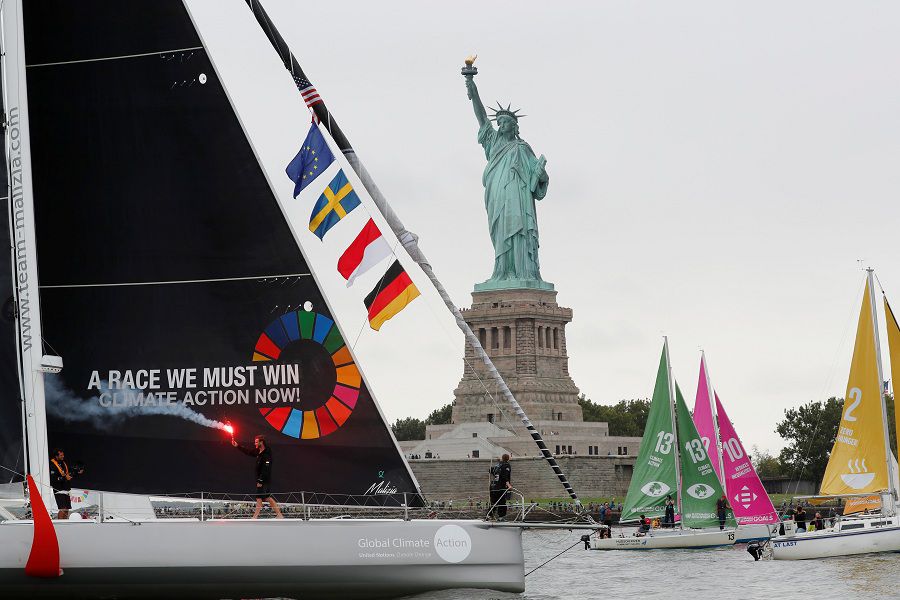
[715,394,779,524]
[692,357,723,484]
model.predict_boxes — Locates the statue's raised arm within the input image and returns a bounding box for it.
[462,55,488,128]
[466,76,488,128]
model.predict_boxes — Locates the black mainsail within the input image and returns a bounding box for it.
[17,0,420,503]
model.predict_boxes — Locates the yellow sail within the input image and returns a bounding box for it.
[886,296,900,459]
[820,279,890,495]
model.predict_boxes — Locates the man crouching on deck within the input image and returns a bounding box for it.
[232,434,284,519]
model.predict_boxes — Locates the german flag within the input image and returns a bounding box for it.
[364,260,420,331]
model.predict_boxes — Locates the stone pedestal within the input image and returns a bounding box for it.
[452,288,583,426]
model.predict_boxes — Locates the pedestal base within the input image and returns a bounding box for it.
[473,278,555,292]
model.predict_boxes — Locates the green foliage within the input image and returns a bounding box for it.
[578,395,650,437]
[391,417,425,441]
[776,397,843,483]
[426,402,453,426]
[391,402,454,441]
[750,445,785,479]
[776,395,897,485]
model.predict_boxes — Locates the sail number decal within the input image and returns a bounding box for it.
[684,438,707,464]
[252,309,359,440]
[654,431,674,454]
[844,387,862,422]
[722,437,744,462]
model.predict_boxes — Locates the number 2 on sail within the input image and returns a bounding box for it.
[844,387,862,422]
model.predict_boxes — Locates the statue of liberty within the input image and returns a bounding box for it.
[463,58,552,291]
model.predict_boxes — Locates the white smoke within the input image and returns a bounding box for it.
[43,375,230,432]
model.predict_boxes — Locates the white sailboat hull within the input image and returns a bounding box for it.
[0,518,524,598]
[735,523,775,543]
[772,516,900,560]
[590,528,735,550]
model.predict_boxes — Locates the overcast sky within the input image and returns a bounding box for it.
[190,1,900,454]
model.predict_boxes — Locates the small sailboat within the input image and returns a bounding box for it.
[770,269,900,560]
[591,340,736,550]
[692,354,779,542]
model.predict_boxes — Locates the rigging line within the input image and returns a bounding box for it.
[524,538,583,577]
[39,272,311,289]
[25,46,205,69]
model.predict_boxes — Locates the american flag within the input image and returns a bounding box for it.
[293,75,323,108]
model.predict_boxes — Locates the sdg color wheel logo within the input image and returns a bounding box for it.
[252,309,359,439]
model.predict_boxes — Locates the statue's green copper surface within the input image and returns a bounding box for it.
[463,62,553,292]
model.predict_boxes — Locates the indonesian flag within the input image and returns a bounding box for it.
[337,218,392,286]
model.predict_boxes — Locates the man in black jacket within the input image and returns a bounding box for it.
[232,435,283,519]
[49,448,83,520]
[495,454,512,521]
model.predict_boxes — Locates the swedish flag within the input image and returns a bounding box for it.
[309,170,361,240]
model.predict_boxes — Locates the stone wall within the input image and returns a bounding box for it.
[408,455,635,501]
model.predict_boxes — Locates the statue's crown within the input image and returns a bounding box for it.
[489,103,526,122]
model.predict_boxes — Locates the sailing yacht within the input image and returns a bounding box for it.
[0,0,581,595]
[692,354,779,543]
[590,340,736,550]
[770,269,900,560]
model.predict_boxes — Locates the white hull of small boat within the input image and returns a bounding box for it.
[735,523,775,543]
[772,515,900,560]
[590,528,735,550]
[0,518,524,598]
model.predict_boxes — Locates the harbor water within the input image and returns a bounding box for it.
[407,530,900,600]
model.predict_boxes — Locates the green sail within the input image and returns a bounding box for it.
[675,383,736,528]
[621,346,678,523]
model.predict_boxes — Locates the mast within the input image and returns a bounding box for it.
[1,0,51,490]
[867,268,896,510]
[664,337,683,528]
[702,351,727,486]
[242,0,581,503]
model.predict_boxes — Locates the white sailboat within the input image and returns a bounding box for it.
[770,269,900,560]
[0,0,596,595]
[591,339,736,550]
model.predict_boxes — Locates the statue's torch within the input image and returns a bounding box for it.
[461,54,478,99]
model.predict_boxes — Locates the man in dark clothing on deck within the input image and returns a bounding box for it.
[232,435,283,519]
[49,448,83,520]
[716,494,730,530]
[495,454,512,521]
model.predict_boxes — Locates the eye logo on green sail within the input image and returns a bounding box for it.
[252,309,359,440]
[686,483,715,499]
[640,481,671,497]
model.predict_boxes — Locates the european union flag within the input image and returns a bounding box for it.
[286,123,335,197]
[309,170,361,240]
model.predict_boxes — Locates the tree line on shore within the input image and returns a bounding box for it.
[391,394,897,489]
